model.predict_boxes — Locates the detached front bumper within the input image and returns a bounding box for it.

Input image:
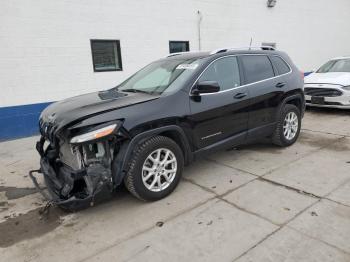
[29,137,114,210]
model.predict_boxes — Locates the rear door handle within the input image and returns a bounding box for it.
[276,82,286,88]
[234,92,247,99]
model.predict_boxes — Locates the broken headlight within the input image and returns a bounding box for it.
[70,123,118,144]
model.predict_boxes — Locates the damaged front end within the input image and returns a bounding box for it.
[30,120,128,210]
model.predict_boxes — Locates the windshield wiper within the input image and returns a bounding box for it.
[121,88,153,94]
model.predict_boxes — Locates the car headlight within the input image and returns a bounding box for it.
[342,86,350,91]
[70,123,118,144]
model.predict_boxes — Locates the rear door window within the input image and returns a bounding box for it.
[270,56,291,75]
[240,55,275,84]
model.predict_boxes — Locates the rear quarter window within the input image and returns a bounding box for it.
[240,55,275,84]
[270,56,291,75]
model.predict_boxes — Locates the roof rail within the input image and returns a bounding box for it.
[210,46,276,55]
[166,51,201,58]
[331,56,350,60]
[167,52,187,57]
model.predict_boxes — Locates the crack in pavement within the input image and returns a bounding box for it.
[286,225,350,256]
[301,128,350,138]
[258,177,322,199]
[205,157,259,177]
[259,136,347,178]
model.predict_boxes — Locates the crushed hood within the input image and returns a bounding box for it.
[40,90,159,131]
[305,72,350,86]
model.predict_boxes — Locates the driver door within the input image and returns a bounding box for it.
[188,56,250,149]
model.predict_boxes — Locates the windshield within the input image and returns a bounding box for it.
[117,58,204,95]
[317,59,350,73]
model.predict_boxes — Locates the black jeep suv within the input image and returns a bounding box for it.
[30,47,305,210]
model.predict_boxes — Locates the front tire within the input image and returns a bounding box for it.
[124,136,184,201]
[272,104,301,147]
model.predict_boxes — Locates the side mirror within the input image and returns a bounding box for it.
[192,81,220,95]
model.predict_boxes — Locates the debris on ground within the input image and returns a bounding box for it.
[311,211,318,217]
[206,220,213,226]
[156,221,164,227]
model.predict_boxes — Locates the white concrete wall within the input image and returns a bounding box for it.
[1,0,350,107]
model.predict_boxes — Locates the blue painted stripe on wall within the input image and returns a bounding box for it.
[0,102,52,141]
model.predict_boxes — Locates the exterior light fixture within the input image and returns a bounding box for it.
[267,0,277,8]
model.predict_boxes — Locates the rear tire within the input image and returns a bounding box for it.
[272,104,301,147]
[124,136,184,201]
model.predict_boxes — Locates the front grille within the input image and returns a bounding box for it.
[306,100,343,106]
[304,88,342,97]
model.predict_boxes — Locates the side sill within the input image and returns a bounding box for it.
[246,122,276,142]
[193,131,247,158]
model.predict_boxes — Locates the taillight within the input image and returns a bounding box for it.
[300,71,304,80]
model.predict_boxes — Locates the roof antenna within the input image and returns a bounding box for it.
[249,37,253,50]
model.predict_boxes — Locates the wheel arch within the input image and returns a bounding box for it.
[112,125,192,186]
[277,92,305,120]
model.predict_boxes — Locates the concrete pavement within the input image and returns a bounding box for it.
[0,107,349,262]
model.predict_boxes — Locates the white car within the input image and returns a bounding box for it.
[304,57,350,109]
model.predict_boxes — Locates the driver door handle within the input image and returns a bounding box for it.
[276,82,286,88]
[234,92,247,99]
